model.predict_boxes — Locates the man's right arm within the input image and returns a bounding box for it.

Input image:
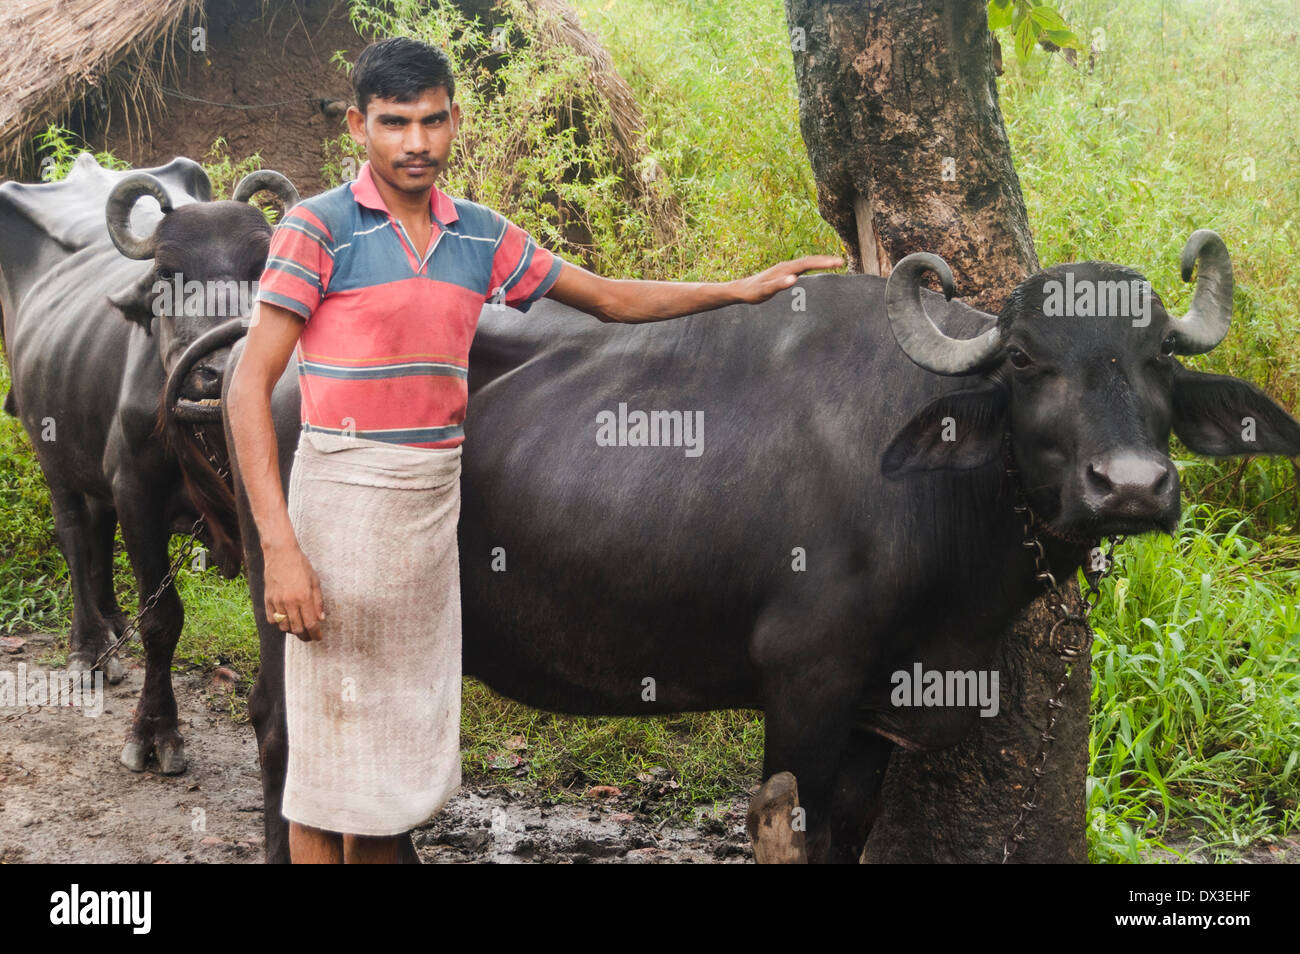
[227,300,325,640]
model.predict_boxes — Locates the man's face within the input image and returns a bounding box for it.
[347,87,461,196]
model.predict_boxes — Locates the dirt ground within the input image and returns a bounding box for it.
[3,631,1294,864]
[100,0,365,197]
[0,632,752,864]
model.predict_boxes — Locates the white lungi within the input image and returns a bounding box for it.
[281,428,463,836]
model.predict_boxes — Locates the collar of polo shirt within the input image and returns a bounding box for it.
[350,160,460,229]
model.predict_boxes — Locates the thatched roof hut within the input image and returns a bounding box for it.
[0,0,363,192]
[1,1,206,173]
[0,0,679,261]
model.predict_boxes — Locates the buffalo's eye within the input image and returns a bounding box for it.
[1008,347,1032,370]
[1160,334,1177,357]
[157,266,174,281]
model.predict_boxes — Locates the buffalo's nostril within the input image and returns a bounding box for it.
[1084,454,1176,517]
[1086,461,1114,494]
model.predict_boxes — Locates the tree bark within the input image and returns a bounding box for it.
[783,0,1089,862]
[784,0,1036,306]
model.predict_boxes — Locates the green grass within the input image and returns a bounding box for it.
[325,0,836,282]
[2,0,1299,852]
[461,685,763,810]
[1086,507,1300,861]
[0,411,68,634]
[1001,0,1300,403]
[561,0,838,279]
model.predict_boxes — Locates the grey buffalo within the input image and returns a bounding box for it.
[0,155,296,774]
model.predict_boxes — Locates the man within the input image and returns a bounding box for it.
[228,36,842,864]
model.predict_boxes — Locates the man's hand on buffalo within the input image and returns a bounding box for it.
[544,254,844,324]
[264,540,326,641]
[731,254,846,304]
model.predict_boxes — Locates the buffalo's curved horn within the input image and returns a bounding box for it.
[106,174,173,260]
[1171,229,1233,355]
[885,252,1003,376]
[232,170,299,210]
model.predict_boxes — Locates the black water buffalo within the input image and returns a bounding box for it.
[177,229,1299,862]
[0,154,296,774]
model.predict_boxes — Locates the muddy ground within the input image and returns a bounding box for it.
[0,632,752,864]
[2,631,1294,864]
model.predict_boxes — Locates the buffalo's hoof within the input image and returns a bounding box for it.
[156,738,187,775]
[120,741,149,773]
[102,655,125,685]
[67,651,125,684]
[121,725,187,774]
[121,737,187,775]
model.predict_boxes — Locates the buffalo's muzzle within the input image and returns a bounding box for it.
[1082,452,1178,521]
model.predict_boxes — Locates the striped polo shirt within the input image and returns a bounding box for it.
[255,160,564,448]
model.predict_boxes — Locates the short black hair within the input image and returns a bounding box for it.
[353,37,455,114]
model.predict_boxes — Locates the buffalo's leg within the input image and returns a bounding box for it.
[787,728,892,864]
[748,743,893,865]
[115,485,186,774]
[84,495,126,683]
[758,621,897,864]
[398,832,421,864]
[250,622,291,862]
[754,585,885,864]
[232,428,295,862]
[761,686,861,863]
[50,487,124,684]
[829,729,894,863]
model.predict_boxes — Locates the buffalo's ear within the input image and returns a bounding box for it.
[1172,365,1300,456]
[106,266,158,334]
[882,382,1008,478]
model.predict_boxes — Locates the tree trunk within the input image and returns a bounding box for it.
[783,0,1089,862]
[784,0,1035,306]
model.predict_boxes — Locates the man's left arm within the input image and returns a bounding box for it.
[545,256,844,324]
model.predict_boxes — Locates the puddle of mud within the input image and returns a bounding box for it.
[414,789,750,864]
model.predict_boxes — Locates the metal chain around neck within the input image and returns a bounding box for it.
[1000,445,1122,863]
